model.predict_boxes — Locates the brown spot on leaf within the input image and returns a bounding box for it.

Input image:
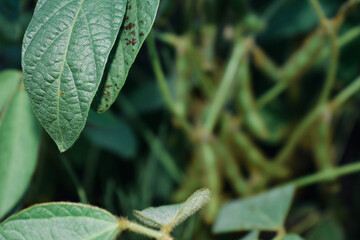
[124,23,135,31]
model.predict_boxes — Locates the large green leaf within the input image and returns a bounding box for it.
[0,70,21,112]
[0,203,120,240]
[22,0,127,152]
[0,86,41,219]
[133,188,210,229]
[213,185,295,234]
[93,0,160,113]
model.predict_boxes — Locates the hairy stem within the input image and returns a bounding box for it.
[118,218,173,240]
[60,155,88,204]
[147,33,193,136]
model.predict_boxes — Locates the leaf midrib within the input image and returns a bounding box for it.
[55,0,86,150]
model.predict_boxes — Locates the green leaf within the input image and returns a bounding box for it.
[0,203,120,240]
[22,0,127,152]
[282,234,305,240]
[0,70,21,112]
[213,185,295,234]
[0,86,41,219]
[133,188,211,230]
[240,231,259,240]
[93,0,160,113]
[307,219,345,240]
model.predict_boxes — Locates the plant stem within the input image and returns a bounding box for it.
[309,0,339,104]
[317,28,339,105]
[83,146,100,195]
[201,142,221,222]
[331,75,360,109]
[274,105,324,165]
[147,33,193,136]
[60,155,88,204]
[274,74,360,165]
[339,26,360,47]
[211,140,250,195]
[291,161,360,188]
[118,218,172,240]
[257,25,358,108]
[204,39,247,133]
[117,96,183,183]
[309,0,328,27]
[257,81,286,108]
[234,131,289,177]
[147,33,175,114]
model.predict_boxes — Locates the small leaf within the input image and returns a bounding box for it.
[93,0,160,113]
[282,234,305,240]
[133,188,211,230]
[240,231,260,240]
[0,82,41,219]
[213,185,295,234]
[22,0,127,152]
[0,203,120,240]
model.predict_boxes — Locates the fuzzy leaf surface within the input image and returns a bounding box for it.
[0,203,119,240]
[213,185,295,233]
[133,188,210,229]
[93,0,160,113]
[22,0,127,151]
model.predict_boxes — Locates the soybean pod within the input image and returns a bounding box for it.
[200,143,221,223]
[313,110,334,171]
[282,29,326,81]
[251,44,282,82]
[237,54,269,140]
[233,131,289,178]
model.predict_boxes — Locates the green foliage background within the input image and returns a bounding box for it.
[1,0,360,239]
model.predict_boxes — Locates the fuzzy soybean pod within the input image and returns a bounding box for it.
[200,143,221,223]
[233,131,289,178]
[313,111,334,171]
[282,29,326,81]
[237,55,269,140]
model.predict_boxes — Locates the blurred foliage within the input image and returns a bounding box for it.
[1,0,360,239]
